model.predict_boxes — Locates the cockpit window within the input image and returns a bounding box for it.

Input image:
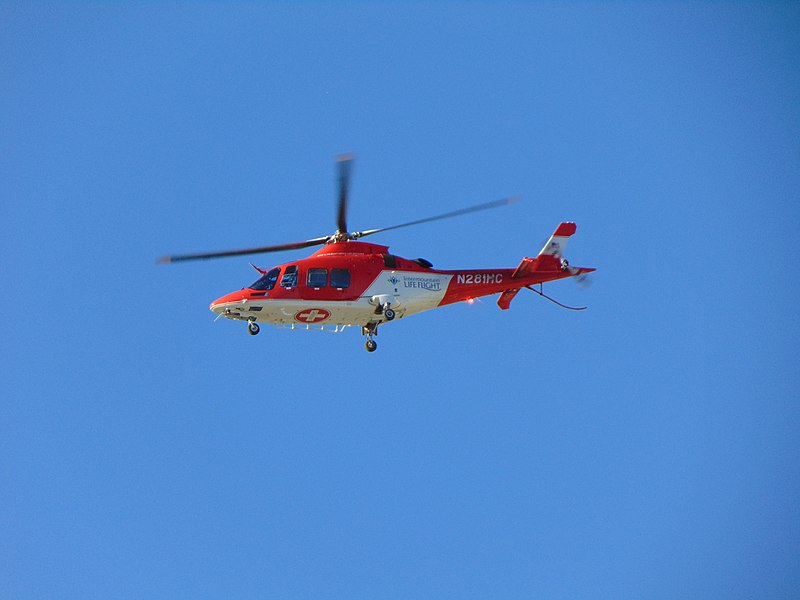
[280,265,298,288]
[307,268,328,288]
[250,267,281,290]
[330,268,351,289]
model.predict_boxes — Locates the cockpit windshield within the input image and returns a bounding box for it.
[250,267,281,290]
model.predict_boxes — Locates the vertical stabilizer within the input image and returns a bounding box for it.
[538,222,576,258]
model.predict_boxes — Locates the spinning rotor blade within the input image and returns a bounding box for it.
[575,273,593,288]
[157,155,519,265]
[156,236,330,264]
[354,195,520,239]
[336,154,353,235]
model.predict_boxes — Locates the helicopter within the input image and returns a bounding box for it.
[158,155,595,352]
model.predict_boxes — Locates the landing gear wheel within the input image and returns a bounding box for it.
[384,308,396,321]
[247,321,260,336]
[365,339,377,352]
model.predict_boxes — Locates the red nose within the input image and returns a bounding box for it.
[209,290,248,311]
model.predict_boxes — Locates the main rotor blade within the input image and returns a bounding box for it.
[156,236,330,264]
[336,154,353,234]
[354,195,520,239]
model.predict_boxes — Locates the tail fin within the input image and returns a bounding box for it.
[538,222,576,260]
[515,222,578,275]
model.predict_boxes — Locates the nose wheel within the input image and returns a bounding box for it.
[365,339,377,352]
[247,319,260,336]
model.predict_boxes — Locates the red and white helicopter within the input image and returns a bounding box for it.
[158,156,594,352]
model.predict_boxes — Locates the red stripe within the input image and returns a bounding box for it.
[554,222,576,237]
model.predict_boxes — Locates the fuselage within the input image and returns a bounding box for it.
[209,241,578,329]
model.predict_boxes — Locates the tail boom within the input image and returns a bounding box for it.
[432,222,593,309]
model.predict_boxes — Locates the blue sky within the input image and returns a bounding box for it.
[3,2,799,598]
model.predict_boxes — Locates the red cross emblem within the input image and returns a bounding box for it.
[294,308,331,323]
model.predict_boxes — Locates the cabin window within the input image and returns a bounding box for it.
[330,268,351,289]
[250,267,281,291]
[307,268,328,288]
[280,265,298,288]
